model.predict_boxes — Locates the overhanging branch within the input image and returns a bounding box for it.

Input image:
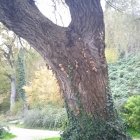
[0,0,67,49]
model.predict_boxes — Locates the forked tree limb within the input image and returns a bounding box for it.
[0,0,67,49]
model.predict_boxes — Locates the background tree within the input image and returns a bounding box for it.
[24,67,63,108]
[105,0,140,59]
[0,24,17,111]
[16,47,28,113]
[0,24,28,112]
[16,48,26,101]
[104,1,140,136]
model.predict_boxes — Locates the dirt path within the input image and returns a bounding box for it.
[10,126,60,140]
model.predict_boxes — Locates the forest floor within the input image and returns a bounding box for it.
[9,126,60,140]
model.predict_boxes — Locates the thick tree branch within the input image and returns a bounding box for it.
[0,0,67,54]
[65,0,103,35]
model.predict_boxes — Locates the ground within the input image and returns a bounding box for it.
[9,126,60,140]
[8,126,139,140]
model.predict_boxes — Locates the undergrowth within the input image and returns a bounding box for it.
[23,106,67,130]
[41,137,60,140]
[0,125,16,140]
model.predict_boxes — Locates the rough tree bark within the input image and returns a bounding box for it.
[0,0,131,139]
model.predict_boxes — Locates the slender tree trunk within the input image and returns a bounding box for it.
[17,48,28,114]
[10,75,16,112]
[0,0,132,139]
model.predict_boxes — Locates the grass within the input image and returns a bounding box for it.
[128,128,140,138]
[41,137,60,140]
[40,128,140,140]
[0,132,16,140]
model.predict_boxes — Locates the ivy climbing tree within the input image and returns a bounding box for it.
[16,48,27,110]
[0,0,132,139]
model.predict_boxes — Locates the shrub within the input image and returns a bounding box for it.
[105,47,118,63]
[0,125,6,138]
[11,100,25,115]
[41,137,60,140]
[109,55,140,109]
[23,67,63,108]
[0,125,16,139]
[23,106,67,129]
[0,94,10,114]
[122,95,140,131]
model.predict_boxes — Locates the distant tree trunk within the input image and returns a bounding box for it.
[0,0,131,139]
[17,48,26,101]
[10,75,16,111]
[17,48,28,113]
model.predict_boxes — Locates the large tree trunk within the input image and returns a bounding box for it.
[0,0,131,139]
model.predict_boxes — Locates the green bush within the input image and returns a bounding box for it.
[128,128,140,138]
[109,55,140,109]
[41,137,60,140]
[122,95,140,131]
[0,94,10,114]
[11,100,25,115]
[0,125,7,138]
[24,106,67,129]
[0,125,16,139]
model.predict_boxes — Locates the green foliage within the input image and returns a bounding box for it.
[41,137,60,140]
[61,112,131,140]
[109,55,140,134]
[0,125,16,140]
[105,11,140,58]
[11,100,25,115]
[0,132,16,140]
[16,48,26,101]
[128,128,140,138]
[0,24,16,96]
[24,67,63,108]
[0,94,10,114]
[0,125,7,138]
[0,75,10,95]
[122,95,140,131]
[23,106,67,129]
[109,55,140,108]
[24,48,44,81]
[105,47,119,63]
